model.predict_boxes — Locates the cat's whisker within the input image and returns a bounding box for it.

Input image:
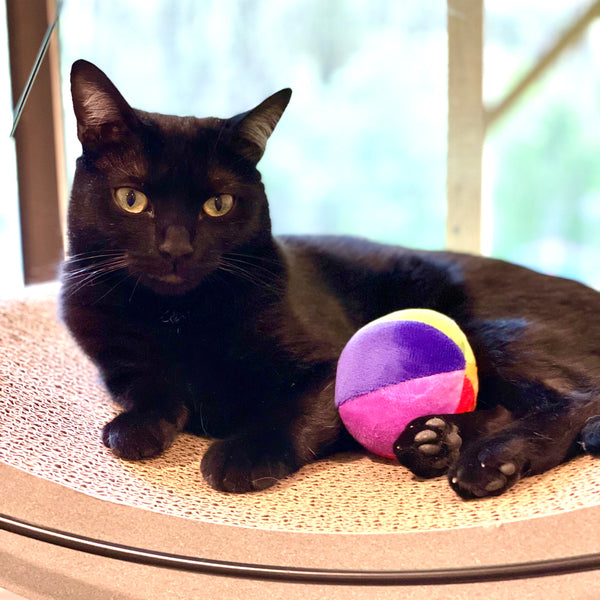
[62,259,128,281]
[64,251,128,267]
[128,274,143,303]
[217,260,283,294]
[221,252,280,269]
[92,271,137,305]
[64,265,119,288]
[63,256,131,297]
[66,249,127,260]
[64,258,129,280]
[224,251,282,267]
[221,256,281,281]
[217,266,274,292]
[65,253,128,265]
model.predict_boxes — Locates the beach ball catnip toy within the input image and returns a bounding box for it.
[334,309,478,459]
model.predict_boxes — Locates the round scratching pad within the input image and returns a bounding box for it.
[2,289,600,538]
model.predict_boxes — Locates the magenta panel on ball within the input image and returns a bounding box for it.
[338,369,466,458]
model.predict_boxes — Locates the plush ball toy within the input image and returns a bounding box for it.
[335,308,478,459]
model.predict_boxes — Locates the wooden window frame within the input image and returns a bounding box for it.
[447,0,484,254]
[7,0,65,285]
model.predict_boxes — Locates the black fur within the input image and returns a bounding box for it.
[61,60,600,496]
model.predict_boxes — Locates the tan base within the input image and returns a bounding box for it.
[1,286,600,598]
[2,463,600,599]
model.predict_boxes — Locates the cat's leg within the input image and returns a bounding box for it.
[448,382,600,498]
[100,354,191,460]
[200,379,350,493]
[96,356,191,460]
[65,307,191,461]
[447,396,600,498]
[98,347,193,460]
[89,329,189,460]
[396,384,600,498]
[394,406,513,479]
[447,418,569,498]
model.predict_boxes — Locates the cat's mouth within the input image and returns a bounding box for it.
[137,255,217,296]
[144,271,193,295]
[142,265,204,296]
[148,273,185,285]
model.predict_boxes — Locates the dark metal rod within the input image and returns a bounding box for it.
[1,512,599,586]
[10,0,63,137]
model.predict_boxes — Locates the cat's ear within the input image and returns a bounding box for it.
[70,60,139,149]
[231,89,292,163]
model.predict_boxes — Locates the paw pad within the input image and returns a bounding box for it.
[450,457,520,498]
[499,462,516,476]
[394,415,462,478]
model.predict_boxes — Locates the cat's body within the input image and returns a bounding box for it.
[61,60,600,497]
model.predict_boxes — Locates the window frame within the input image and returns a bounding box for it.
[7,0,65,285]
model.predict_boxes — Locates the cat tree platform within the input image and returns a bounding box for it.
[1,285,600,599]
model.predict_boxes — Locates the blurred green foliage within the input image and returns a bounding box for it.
[485,1,600,287]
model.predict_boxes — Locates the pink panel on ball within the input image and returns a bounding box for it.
[338,369,465,458]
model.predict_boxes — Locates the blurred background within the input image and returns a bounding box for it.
[2,0,600,291]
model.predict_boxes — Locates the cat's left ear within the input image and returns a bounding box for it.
[231,89,292,163]
[70,59,140,150]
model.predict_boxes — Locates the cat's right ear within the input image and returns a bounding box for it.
[230,89,292,164]
[70,60,139,150]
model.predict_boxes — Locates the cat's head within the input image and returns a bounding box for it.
[67,59,291,296]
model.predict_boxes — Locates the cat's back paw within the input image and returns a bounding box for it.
[448,437,524,499]
[580,415,600,454]
[394,415,462,478]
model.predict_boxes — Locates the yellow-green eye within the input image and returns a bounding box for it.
[114,187,149,214]
[203,194,234,218]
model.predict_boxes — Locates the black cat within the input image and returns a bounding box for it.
[61,59,600,498]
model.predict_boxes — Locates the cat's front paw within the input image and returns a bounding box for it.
[200,433,299,493]
[393,415,462,478]
[102,411,180,460]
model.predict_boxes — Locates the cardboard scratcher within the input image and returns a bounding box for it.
[1,285,600,599]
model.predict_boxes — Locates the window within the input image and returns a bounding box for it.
[4,1,599,291]
[58,0,448,249]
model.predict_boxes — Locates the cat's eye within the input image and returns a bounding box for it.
[114,187,149,214]
[203,194,234,218]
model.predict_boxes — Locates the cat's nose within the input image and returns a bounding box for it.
[159,226,193,259]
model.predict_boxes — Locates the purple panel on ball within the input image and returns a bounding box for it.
[335,320,465,407]
[338,369,466,458]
